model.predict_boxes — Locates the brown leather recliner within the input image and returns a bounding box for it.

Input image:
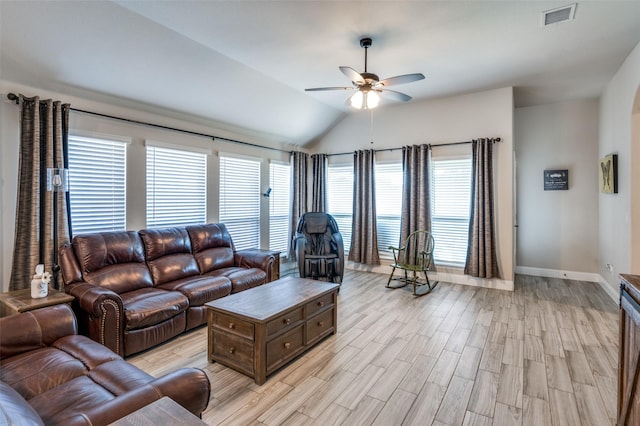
[0,304,210,426]
[59,223,276,356]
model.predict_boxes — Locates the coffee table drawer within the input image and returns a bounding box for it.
[306,292,334,317]
[212,312,254,340]
[307,308,335,344]
[212,332,254,374]
[267,307,303,337]
[266,325,304,372]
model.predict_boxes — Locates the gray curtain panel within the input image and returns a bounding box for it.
[11,95,71,291]
[349,149,380,265]
[311,153,327,212]
[289,151,308,259]
[465,138,500,278]
[400,144,432,247]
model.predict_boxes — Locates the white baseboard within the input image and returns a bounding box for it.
[514,266,619,303]
[346,261,514,291]
[514,266,601,282]
[597,275,619,303]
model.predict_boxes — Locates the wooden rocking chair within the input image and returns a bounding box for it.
[386,230,439,297]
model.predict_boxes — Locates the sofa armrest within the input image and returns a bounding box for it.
[234,249,278,282]
[0,304,77,359]
[147,368,211,415]
[0,381,44,426]
[57,368,211,426]
[66,282,125,356]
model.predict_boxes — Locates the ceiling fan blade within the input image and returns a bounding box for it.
[339,66,365,85]
[305,86,354,92]
[379,89,412,102]
[378,73,425,87]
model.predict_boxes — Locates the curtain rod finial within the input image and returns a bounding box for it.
[7,93,19,104]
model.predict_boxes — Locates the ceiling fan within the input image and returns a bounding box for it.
[305,37,425,110]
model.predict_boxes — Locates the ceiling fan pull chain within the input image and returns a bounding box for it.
[370,109,374,144]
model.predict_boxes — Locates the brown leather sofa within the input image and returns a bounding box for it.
[0,304,210,426]
[59,223,277,356]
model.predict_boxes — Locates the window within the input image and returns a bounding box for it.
[146,145,207,228]
[431,157,472,265]
[220,155,260,250]
[327,164,353,252]
[269,162,290,256]
[68,135,127,235]
[375,162,403,259]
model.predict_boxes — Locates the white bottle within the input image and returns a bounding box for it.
[30,264,48,299]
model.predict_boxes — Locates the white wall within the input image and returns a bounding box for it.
[514,100,599,280]
[0,81,294,292]
[599,41,640,296]
[314,87,515,290]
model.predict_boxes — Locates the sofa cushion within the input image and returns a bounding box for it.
[206,267,267,293]
[88,359,155,395]
[1,347,88,399]
[120,288,189,330]
[139,228,200,285]
[186,224,236,272]
[28,375,116,425]
[0,381,44,426]
[73,231,153,294]
[158,275,232,306]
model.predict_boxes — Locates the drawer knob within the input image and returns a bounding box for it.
[284,342,291,349]
[284,318,291,325]
[318,301,325,307]
[229,347,235,354]
[228,322,235,329]
[318,321,325,327]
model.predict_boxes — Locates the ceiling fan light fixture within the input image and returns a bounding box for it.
[350,89,380,110]
[365,90,380,109]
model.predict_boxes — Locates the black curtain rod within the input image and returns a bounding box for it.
[326,137,502,157]
[7,93,500,157]
[6,92,291,154]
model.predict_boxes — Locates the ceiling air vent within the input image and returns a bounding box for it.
[541,3,577,26]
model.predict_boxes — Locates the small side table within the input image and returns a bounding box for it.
[0,288,74,317]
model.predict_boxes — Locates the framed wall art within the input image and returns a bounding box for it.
[599,153,618,194]
[544,169,569,190]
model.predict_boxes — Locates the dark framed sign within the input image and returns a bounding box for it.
[544,169,569,190]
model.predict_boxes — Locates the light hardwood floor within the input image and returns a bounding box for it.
[128,271,619,425]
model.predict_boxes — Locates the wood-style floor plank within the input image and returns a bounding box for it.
[128,271,618,425]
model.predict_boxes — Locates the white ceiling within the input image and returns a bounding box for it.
[2,1,639,146]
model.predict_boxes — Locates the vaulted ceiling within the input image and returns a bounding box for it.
[2,1,639,146]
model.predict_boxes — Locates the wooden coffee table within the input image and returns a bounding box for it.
[205,276,339,384]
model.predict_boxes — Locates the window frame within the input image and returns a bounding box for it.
[67,133,129,236]
[327,162,354,253]
[430,154,473,267]
[269,160,291,257]
[145,141,208,229]
[219,153,262,251]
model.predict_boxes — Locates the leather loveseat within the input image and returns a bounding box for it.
[0,304,210,426]
[59,223,277,356]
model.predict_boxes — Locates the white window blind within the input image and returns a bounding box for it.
[68,135,127,235]
[327,164,353,252]
[220,156,260,251]
[269,162,290,256]
[146,146,207,228]
[375,162,403,259]
[431,157,472,266]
